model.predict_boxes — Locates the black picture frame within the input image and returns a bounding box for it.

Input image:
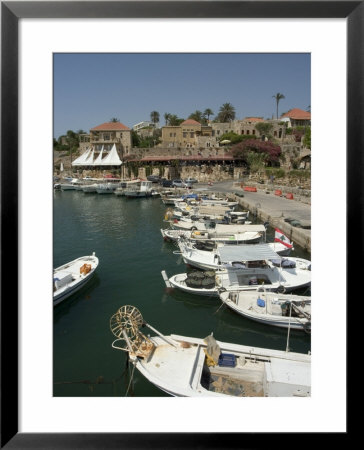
[1,1,358,448]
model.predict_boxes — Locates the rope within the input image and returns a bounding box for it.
[214,302,226,315]
[125,362,136,397]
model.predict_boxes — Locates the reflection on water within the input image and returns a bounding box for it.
[54,190,311,397]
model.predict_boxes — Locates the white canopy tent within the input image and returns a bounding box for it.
[92,146,104,165]
[71,147,92,166]
[96,144,122,166]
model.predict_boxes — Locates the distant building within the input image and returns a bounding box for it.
[161,119,217,149]
[280,108,311,128]
[90,121,132,156]
[79,133,91,153]
[133,121,157,132]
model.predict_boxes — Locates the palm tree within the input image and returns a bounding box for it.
[217,103,235,122]
[150,111,160,124]
[272,93,285,119]
[203,108,214,122]
[164,113,171,125]
[188,110,203,123]
[169,114,183,126]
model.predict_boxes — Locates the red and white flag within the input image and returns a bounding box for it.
[274,228,293,248]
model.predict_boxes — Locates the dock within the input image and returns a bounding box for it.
[168,182,311,252]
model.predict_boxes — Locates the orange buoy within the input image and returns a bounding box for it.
[274,190,282,196]
[286,193,294,200]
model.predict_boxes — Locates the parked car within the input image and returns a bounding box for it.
[159,178,173,187]
[172,179,188,188]
[147,175,161,183]
[184,177,198,184]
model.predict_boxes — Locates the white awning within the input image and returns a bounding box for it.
[217,243,280,262]
[72,148,92,166]
[84,148,94,165]
[92,146,104,165]
[97,144,121,166]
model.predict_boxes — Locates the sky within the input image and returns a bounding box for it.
[53,53,310,138]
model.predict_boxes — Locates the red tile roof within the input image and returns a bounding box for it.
[127,155,234,162]
[281,109,311,120]
[90,122,130,131]
[181,119,201,126]
[244,117,264,122]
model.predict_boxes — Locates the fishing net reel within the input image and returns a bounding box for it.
[110,305,154,358]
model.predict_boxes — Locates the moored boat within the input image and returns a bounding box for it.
[177,240,303,270]
[110,305,311,397]
[219,290,311,331]
[124,180,153,197]
[53,253,99,306]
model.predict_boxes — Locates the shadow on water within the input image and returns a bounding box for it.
[53,274,101,323]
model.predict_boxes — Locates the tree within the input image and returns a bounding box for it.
[188,110,203,123]
[131,130,140,147]
[219,131,255,145]
[168,114,184,126]
[150,111,160,124]
[164,113,171,125]
[272,93,285,119]
[255,122,273,139]
[110,117,119,123]
[231,139,281,166]
[216,103,235,122]
[303,127,311,149]
[203,108,214,122]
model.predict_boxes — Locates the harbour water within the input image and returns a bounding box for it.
[53,190,311,397]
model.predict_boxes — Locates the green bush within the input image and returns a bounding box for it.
[265,168,286,179]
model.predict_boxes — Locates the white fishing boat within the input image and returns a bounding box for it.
[162,252,311,296]
[219,290,311,332]
[60,178,81,190]
[110,305,311,397]
[199,195,238,208]
[177,240,305,270]
[124,180,153,198]
[114,180,139,196]
[53,253,99,306]
[170,215,254,231]
[161,192,181,205]
[161,224,265,245]
[96,182,120,194]
[82,183,99,193]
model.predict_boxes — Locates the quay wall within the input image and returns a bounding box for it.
[169,187,311,252]
[227,192,311,252]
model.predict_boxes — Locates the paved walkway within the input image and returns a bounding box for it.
[192,181,311,251]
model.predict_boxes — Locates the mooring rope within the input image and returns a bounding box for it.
[125,362,136,397]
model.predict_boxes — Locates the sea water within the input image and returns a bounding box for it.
[53,190,311,397]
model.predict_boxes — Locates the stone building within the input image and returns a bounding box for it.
[79,133,91,153]
[89,121,132,157]
[280,108,311,128]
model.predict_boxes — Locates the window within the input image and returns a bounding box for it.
[252,130,256,135]
[246,130,250,135]
[190,132,194,138]
[104,134,110,140]
[183,132,187,138]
